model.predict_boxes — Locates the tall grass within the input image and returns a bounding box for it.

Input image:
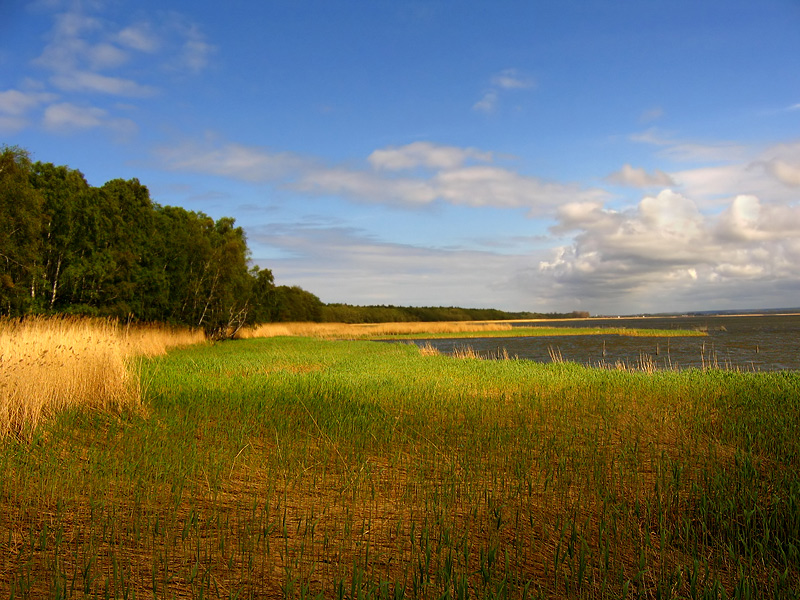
[1,335,797,598]
[241,320,516,339]
[0,317,204,440]
[241,321,704,340]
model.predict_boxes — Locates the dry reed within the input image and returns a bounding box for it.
[241,320,514,339]
[0,317,204,440]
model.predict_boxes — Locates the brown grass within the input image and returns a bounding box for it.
[240,320,514,339]
[0,317,205,441]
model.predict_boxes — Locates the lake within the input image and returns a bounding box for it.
[406,313,800,371]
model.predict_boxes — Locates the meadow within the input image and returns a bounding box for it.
[1,319,798,598]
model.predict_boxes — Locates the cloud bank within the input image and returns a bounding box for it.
[537,190,800,313]
[157,139,606,216]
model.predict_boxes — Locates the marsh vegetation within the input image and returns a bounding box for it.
[1,318,798,598]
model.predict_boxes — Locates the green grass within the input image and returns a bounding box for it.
[1,336,798,598]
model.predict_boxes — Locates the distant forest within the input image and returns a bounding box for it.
[1,146,586,337]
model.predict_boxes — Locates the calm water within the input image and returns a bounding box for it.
[407,314,800,371]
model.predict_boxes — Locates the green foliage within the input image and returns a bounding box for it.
[0,146,43,314]
[1,145,284,337]
[272,285,324,322]
[321,304,587,323]
[2,145,583,331]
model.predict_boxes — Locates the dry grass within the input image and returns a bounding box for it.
[0,317,205,441]
[418,341,512,360]
[241,320,514,339]
[120,321,206,357]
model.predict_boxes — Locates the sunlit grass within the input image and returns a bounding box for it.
[0,317,204,440]
[1,335,797,598]
[241,320,706,340]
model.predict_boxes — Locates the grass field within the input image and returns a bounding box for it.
[1,324,798,599]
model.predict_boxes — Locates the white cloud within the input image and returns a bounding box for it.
[433,166,604,213]
[170,21,215,73]
[295,168,437,205]
[663,140,800,206]
[249,222,533,308]
[368,141,493,170]
[768,160,800,187]
[630,128,747,163]
[536,189,800,313]
[0,89,56,116]
[50,70,156,96]
[717,195,800,242]
[42,101,136,135]
[473,90,498,113]
[0,88,58,132]
[155,140,309,182]
[158,139,606,215]
[474,68,534,113]
[32,3,213,100]
[606,164,675,188]
[84,41,129,70]
[117,23,160,53]
[491,68,535,90]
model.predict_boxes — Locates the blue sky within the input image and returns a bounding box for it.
[2,0,800,315]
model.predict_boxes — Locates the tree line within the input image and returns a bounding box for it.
[321,304,588,323]
[0,146,325,337]
[1,146,586,336]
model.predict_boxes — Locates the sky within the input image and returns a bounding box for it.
[2,0,800,316]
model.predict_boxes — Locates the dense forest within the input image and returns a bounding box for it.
[321,304,588,323]
[1,146,584,336]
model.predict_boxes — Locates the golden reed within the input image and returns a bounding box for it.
[0,317,204,440]
[240,320,514,339]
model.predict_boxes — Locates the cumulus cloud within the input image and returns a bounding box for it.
[768,160,800,187]
[717,195,800,242]
[536,189,800,313]
[606,164,675,188]
[654,140,800,209]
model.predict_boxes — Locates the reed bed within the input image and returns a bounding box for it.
[0,317,204,440]
[1,335,797,598]
[241,320,515,339]
[241,321,703,340]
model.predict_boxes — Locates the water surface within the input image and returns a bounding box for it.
[406,314,800,371]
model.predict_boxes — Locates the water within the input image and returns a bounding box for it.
[406,314,800,371]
